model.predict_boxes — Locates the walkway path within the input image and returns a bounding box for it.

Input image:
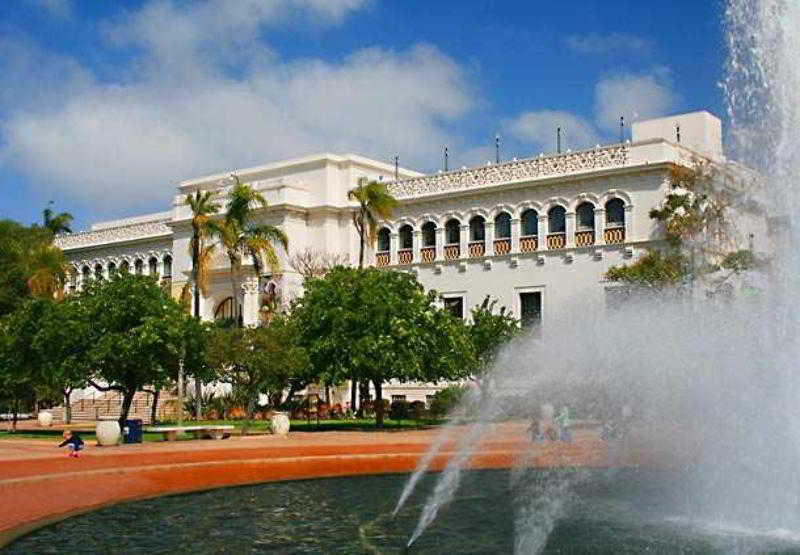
[0,423,607,547]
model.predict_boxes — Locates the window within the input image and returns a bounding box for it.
[162,255,172,278]
[469,216,485,242]
[391,395,407,402]
[399,225,413,250]
[81,266,91,283]
[148,257,158,276]
[422,222,436,247]
[107,262,117,276]
[494,212,511,239]
[134,259,144,275]
[576,202,595,231]
[548,206,566,233]
[214,297,237,321]
[120,260,130,273]
[68,270,77,291]
[519,292,542,329]
[606,198,625,227]
[521,209,538,236]
[94,264,103,280]
[445,219,460,245]
[377,228,390,252]
[426,394,436,405]
[443,296,464,319]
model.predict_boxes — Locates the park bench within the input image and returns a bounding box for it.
[144,425,235,441]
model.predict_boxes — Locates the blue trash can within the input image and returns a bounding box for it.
[123,419,143,443]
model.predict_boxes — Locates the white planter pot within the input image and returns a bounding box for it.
[96,418,121,446]
[271,412,290,436]
[37,411,53,428]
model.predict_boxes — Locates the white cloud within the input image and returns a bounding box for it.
[594,70,677,133]
[0,0,472,214]
[506,110,600,154]
[565,32,654,57]
[27,0,72,19]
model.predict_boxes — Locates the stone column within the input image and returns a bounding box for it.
[459,224,469,259]
[485,218,495,257]
[565,211,576,248]
[624,205,633,243]
[435,227,444,261]
[538,215,548,251]
[595,208,606,245]
[390,232,398,265]
[412,230,421,263]
[156,258,164,282]
[241,277,260,328]
[511,217,521,254]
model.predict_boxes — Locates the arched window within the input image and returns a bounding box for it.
[148,257,158,276]
[399,225,413,250]
[94,264,103,280]
[82,266,91,283]
[422,222,436,247]
[548,206,566,233]
[445,219,460,245]
[576,202,595,231]
[469,216,485,242]
[162,255,172,278]
[214,297,237,321]
[521,209,538,236]
[134,259,144,275]
[377,228,390,253]
[107,262,117,276]
[494,212,511,239]
[68,269,77,291]
[606,198,625,227]
[120,260,130,273]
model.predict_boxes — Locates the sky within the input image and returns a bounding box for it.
[0,0,726,231]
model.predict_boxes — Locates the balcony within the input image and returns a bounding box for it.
[575,230,595,247]
[547,233,566,249]
[493,238,511,255]
[468,241,485,258]
[604,227,625,244]
[520,236,537,253]
[421,246,435,263]
[376,252,390,267]
[444,244,460,260]
[398,249,413,265]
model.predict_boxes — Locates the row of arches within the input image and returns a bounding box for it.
[376,198,626,265]
[69,254,173,290]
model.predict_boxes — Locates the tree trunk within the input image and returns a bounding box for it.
[150,387,160,425]
[243,394,256,436]
[194,379,202,420]
[350,379,357,415]
[359,226,365,269]
[118,388,136,430]
[373,379,384,428]
[63,389,72,425]
[192,233,200,320]
[177,361,184,427]
[357,380,370,418]
[11,398,18,433]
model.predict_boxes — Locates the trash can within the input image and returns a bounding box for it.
[123,418,143,444]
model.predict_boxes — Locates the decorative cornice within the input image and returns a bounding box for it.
[388,144,629,200]
[55,219,172,251]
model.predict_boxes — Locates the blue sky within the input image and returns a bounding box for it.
[0,0,725,230]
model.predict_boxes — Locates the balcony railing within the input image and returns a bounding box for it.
[444,244,460,260]
[468,241,485,258]
[604,226,625,244]
[494,238,511,255]
[421,246,436,263]
[520,235,537,253]
[575,230,595,247]
[547,233,566,250]
[376,252,390,267]
[398,249,413,265]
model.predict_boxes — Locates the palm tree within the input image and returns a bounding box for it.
[26,241,67,300]
[348,178,397,269]
[184,190,220,420]
[218,177,288,325]
[42,203,73,235]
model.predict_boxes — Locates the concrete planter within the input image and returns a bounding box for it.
[37,411,53,428]
[270,412,290,436]
[96,418,121,446]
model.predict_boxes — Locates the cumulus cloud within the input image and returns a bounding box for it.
[506,110,600,154]
[594,70,677,133]
[565,32,654,57]
[0,0,470,214]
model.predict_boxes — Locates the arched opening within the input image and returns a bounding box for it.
[398,225,413,264]
[575,202,596,246]
[547,206,566,249]
[421,222,436,263]
[469,216,485,258]
[214,297,238,323]
[120,260,130,273]
[605,198,626,244]
[94,264,103,280]
[520,209,538,253]
[148,257,158,276]
[107,262,117,276]
[134,259,144,275]
[68,269,77,292]
[81,266,91,285]
[376,228,390,267]
[494,212,511,255]
[162,255,172,278]
[444,219,461,260]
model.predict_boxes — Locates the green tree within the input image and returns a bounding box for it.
[205,317,310,433]
[290,267,474,427]
[468,296,520,400]
[42,203,74,235]
[80,273,192,428]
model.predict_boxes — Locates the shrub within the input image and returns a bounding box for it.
[409,400,427,420]
[429,384,470,418]
[389,400,410,421]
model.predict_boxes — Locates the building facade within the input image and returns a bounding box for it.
[55,111,738,403]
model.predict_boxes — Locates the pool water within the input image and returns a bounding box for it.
[6,468,800,554]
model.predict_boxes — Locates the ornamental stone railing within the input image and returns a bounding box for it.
[55,219,172,250]
[388,144,629,199]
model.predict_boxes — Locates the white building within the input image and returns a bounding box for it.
[56,110,743,403]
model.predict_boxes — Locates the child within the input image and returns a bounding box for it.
[58,430,84,458]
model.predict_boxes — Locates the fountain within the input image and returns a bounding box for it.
[397,1,800,551]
